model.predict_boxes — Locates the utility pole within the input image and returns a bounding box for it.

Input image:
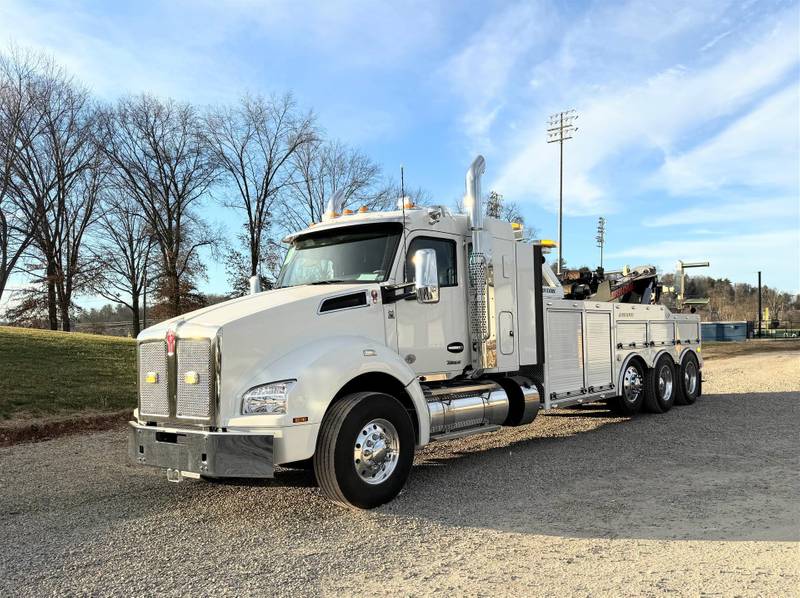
[596,217,606,269]
[547,109,578,275]
[757,271,762,338]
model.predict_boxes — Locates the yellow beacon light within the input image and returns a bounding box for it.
[184,371,200,385]
[144,372,159,384]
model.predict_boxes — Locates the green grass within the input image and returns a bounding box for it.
[0,326,136,420]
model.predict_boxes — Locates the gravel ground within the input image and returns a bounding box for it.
[1,351,798,596]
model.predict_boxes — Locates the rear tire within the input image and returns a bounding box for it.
[608,360,645,415]
[675,353,701,405]
[313,392,415,509]
[643,354,676,413]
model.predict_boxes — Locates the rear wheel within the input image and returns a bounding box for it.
[675,353,701,405]
[314,392,415,509]
[608,360,645,415]
[643,355,676,413]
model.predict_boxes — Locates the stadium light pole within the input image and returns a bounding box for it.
[547,109,578,275]
[596,216,606,269]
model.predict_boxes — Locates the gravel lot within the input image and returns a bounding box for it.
[1,351,798,596]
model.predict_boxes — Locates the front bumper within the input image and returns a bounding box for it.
[128,422,273,478]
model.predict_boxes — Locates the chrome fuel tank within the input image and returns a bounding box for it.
[426,382,509,436]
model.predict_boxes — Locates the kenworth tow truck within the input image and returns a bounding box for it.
[129,156,702,509]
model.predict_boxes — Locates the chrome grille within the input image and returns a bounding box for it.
[176,340,213,420]
[139,342,169,417]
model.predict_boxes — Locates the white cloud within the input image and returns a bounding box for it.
[644,196,799,228]
[441,1,550,148]
[489,7,799,213]
[655,85,800,194]
[608,229,800,293]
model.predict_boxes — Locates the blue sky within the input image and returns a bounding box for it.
[1,0,798,307]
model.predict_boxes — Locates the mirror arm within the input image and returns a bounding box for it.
[380,282,416,304]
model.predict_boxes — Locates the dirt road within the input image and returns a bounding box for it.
[1,351,797,596]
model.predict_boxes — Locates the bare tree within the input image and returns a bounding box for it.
[99,95,217,317]
[9,58,99,330]
[87,195,155,335]
[205,93,315,281]
[454,191,538,241]
[280,139,390,232]
[0,47,45,304]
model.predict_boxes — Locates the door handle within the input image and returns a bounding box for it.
[447,342,464,353]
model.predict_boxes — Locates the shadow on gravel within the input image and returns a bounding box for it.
[202,469,316,488]
[383,391,800,543]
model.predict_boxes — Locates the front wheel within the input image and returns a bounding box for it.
[314,392,415,509]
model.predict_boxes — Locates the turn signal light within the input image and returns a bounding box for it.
[184,371,199,385]
[145,372,159,384]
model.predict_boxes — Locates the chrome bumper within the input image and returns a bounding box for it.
[128,422,273,478]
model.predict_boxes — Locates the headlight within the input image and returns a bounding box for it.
[241,380,296,415]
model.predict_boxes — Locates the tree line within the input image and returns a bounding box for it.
[0,47,426,334]
[660,274,799,324]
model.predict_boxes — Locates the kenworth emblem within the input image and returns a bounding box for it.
[166,329,176,356]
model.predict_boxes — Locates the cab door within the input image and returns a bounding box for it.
[393,234,468,377]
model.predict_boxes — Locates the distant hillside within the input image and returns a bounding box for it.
[0,326,136,420]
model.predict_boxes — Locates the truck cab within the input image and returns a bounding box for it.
[128,156,702,509]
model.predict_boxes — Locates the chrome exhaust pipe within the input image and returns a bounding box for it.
[464,155,486,253]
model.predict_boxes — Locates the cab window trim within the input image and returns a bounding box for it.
[405,235,459,288]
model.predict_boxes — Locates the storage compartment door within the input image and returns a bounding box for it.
[585,312,612,390]
[546,310,584,396]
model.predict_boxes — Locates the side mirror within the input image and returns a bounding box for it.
[413,248,440,304]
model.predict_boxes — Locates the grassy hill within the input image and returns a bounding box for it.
[0,326,136,420]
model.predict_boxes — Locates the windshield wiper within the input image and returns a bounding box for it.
[309,279,348,285]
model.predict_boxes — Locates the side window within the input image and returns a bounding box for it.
[405,237,458,287]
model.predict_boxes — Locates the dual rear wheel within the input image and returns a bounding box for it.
[609,352,700,415]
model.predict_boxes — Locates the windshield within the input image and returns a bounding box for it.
[277,223,402,288]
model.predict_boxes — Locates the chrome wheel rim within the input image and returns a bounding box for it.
[622,365,643,403]
[658,365,674,401]
[684,361,698,396]
[353,418,399,485]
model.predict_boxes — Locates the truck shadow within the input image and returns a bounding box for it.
[381,391,800,542]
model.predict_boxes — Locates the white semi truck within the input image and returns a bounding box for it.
[129,156,702,509]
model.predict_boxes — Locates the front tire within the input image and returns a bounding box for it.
[643,355,677,413]
[314,392,415,509]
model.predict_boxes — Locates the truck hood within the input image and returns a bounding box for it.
[137,284,377,341]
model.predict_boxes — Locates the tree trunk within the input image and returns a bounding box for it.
[250,240,259,278]
[46,262,58,330]
[131,295,141,337]
[60,299,71,332]
[171,269,181,317]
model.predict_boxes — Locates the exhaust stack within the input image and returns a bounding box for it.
[464,155,486,253]
[464,155,495,372]
[323,189,347,221]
